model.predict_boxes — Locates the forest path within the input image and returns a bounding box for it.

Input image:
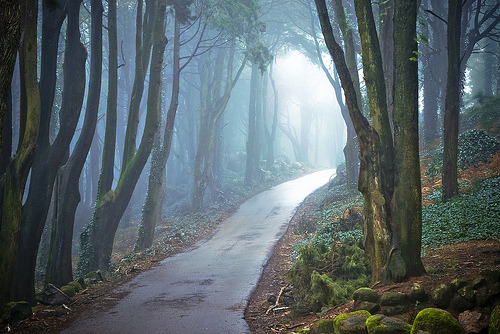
[62,169,335,334]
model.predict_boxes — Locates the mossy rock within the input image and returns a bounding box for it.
[450,295,474,313]
[490,282,500,297]
[77,277,87,289]
[380,304,409,316]
[408,284,427,302]
[411,308,466,334]
[353,288,379,303]
[366,314,412,334]
[472,277,487,290]
[450,278,468,290]
[380,292,408,306]
[481,269,500,285]
[85,270,105,282]
[333,310,371,334]
[431,284,455,309]
[60,285,76,298]
[353,301,380,314]
[311,319,335,334]
[68,281,83,292]
[490,305,500,334]
[2,301,32,324]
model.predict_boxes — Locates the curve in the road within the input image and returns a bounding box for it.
[62,169,335,334]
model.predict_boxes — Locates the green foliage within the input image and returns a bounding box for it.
[425,129,500,177]
[461,95,500,134]
[422,176,500,248]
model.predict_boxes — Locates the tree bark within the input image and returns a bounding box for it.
[45,0,102,287]
[0,0,41,309]
[442,0,462,200]
[245,63,260,186]
[77,0,166,274]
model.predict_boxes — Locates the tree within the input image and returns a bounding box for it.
[45,0,103,287]
[314,0,425,283]
[0,0,41,309]
[77,0,168,274]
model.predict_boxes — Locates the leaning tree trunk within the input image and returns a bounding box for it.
[0,0,40,309]
[442,0,462,200]
[136,14,181,251]
[45,0,102,287]
[11,0,87,303]
[77,0,167,274]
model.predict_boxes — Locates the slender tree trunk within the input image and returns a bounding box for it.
[45,0,103,287]
[77,0,166,274]
[392,0,425,278]
[245,63,259,186]
[136,14,181,251]
[11,0,87,303]
[0,0,22,154]
[442,0,462,200]
[0,0,41,309]
[264,64,279,169]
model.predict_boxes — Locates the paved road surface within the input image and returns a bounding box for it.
[62,169,335,334]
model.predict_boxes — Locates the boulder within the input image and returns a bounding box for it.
[380,304,409,316]
[481,269,500,285]
[431,284,455,309]
[310,319,335,334]
[411,308,466,334]
[450,278,468,290]
[353,288,379,303]
[68,280,83,292]
[333,310,371,334]
[366,314,412,334]
[409,284,428,303]
[2,301,32,324]
[380,292,408,306]
[458,310,488,334]
[60,285,76,298]
[353,301,380,314]
[36,284,72,306]
[77,277,87,289]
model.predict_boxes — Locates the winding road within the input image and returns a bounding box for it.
[62,169,335,334]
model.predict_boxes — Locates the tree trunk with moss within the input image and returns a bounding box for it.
[442,0,462,200]
[77,0,166,274]
[11,0,87,303]
[136,14,181,251]
[315,0,424,283]
[45,0,103,287]
[0,0,41,309]
[0,0,21,154]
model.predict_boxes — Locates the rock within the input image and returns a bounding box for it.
[311,319,335,334]
[353,301,380,314]
[458,310,488,334]
[353,288,379,303]
[380,304,409,316]
[409,284,428,303]
[1,301,32,324]
[450,294,475,313]
[476,286,492,307]
[77,277,86,289]
[36,284,72,306]
[459,286,477,303]
[431,284,455,309]
[381,292,408,306]
[333,310,371,334]
[481,269,500,285]
[60,285,76,297]
[85,270,105,285]
[490,282,500,297]
[68,280,83,292]
[411,308,466,334]
[366,314,412,334]
[490,305,500,334]
[472,277,487,290]
[451,278,468,290]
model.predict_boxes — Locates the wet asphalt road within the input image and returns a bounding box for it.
[62,169,335,334]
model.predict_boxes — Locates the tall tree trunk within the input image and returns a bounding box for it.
[77,0,166,274]
[0,0,22,154]
[0,89,13,176]
[245,63,259,186]
[136,14,181,251]
[45,0,102,287]
[97,0,117,199]
[264,63,279,169]
[0,0,41,309]
[11,0,87,303]
[442,0,462,200]
[392,0,425,278]
[378,0,395,133]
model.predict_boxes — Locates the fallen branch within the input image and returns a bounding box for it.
[266,285,289,315]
